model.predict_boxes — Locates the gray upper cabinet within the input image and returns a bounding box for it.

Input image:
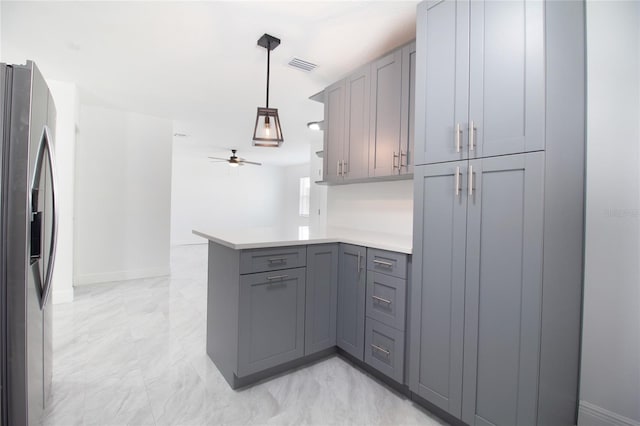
[336,244,366,360]
[462,152,545,426]
[320,40,415,183]
[414,0,469,165]
[414,0,544,165]
[344,66,371,180]
[369,49,402,177]
[237,267,306,377]
[324,79,346,183]
[400,42,416,175]
[410,160,467,417]
[468,0,545,158]
[305,244,339,355]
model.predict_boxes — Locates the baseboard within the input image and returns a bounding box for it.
[579,401,640,426]
[52,288,74,304]
[75,266,170,285]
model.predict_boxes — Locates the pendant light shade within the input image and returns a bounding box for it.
[252,34,284,147]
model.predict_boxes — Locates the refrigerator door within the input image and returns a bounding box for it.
[3,61,56,426]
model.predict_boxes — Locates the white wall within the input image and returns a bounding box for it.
[170,140,286,246]
[579,2,640,425]
[48,80,78,303]
[74,106,172,284]
[326,179,413,237]
[283,163,311,229]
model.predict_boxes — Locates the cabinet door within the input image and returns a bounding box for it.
[324,79,346,182]
[344,66,370,180]
[237,268,306,377]
[336,244,366,360]
[468,0,544,158]
[305,244,339,355]
[414,0,469,165]
[400,42,416,175]
[462,152,544,426]
[410,161,467,417]
[369,49,402,177]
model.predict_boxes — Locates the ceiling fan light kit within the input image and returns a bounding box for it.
[252,33,284,148]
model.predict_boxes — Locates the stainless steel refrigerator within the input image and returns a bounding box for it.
[1,61,58,426]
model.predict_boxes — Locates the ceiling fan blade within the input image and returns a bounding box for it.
[208,156,230,161]
[241,160,262,166]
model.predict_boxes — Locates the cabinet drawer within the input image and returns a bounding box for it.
[237,268,306,377]
[366,272,406,330]
[364,318,405,383]
[367,248,407,279]
[240,246,307,274]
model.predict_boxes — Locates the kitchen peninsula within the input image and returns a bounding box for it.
[193,226,412,390]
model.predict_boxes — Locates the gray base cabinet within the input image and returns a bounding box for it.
[238,268,306,377]
[364,318,405,384]
[336,244,366,360]
[305,244,339,355]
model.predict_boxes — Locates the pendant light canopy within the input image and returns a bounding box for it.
[253,34,284,147]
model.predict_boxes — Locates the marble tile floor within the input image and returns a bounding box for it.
[44,244,447,426]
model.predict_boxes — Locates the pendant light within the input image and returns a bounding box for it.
[252,33,284,147]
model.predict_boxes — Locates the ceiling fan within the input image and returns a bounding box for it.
[208,149,262,167]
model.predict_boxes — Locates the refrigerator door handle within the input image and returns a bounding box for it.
[30,125,58,309]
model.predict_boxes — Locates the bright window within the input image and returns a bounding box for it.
[299,177,310,217]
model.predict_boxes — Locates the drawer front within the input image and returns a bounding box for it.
[240,246,307,274]
[364,318,405,383]
[367,248,407,279]
[237,267,306,377]
[366,272,406,330]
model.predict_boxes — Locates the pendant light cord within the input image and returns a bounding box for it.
[266,41,270,108]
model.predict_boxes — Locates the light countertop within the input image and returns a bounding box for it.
[192,226,412,254]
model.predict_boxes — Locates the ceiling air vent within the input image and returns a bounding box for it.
[288,58,317,72]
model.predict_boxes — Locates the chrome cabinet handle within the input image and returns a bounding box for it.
[392,152,399,170]
[371,344,391,356]
[267,257,286,263]
[468,164,474,196]
[343,161,348,176]
[30,125,58,309]
[373,259,393,268]
[372,295,392,305]
[337,160,342,177]
[455,166,461,196]
[266,275,288,281]
[357,251,362,273]
[400,151,408,169]
[455,122,461,153]
[469,120,476,152]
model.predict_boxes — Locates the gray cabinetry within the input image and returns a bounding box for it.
[336,244,366,360]
[410,160,467,416]
[411,153,545,421]
[320,40,415,183]
[237,267,306,377]
[324,79,346,183]
[344,66,370,180]
[414,0,544,166]
[305,244,339,355]
[400,42,416,175]
[369,49,402,177]
[364,248,408,383]
[461,153,544,426]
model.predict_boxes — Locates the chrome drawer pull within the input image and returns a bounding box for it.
[373,259,393,268]
[266,275,288,281]
[372,295,392,305]
[267,257,286,263]
[371,344,390,356]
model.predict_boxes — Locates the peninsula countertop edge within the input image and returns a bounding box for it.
[192,226,412,254]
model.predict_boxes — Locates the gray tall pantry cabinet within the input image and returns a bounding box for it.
[410,1,585,426]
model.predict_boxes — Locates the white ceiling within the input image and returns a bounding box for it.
[1,1,418,166]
